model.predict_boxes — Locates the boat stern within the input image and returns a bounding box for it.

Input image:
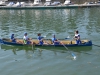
[0,39,4,44]
[88,40,92,45]
[84,40,92,46]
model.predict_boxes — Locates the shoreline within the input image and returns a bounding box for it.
[0,4,100,9]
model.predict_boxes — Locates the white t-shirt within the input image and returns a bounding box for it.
[23,35,28,40]
[75,34,80,38]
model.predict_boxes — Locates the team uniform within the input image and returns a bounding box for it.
[11,34,16,43]
[54,41,60,45]
[74,34,81,44]
[27,40,31,45]
[37,36,44,45]
[51,37,57,43]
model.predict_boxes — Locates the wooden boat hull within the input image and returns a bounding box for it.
[0,38,92,47]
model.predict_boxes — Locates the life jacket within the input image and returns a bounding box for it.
[37,36,43,40]
[75,34,80,38]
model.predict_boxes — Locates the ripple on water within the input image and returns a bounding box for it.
[0,8,100,75]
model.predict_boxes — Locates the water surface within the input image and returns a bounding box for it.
[0,8,100,75]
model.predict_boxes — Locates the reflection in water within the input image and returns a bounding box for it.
[12,49,17,55]
[0,44,92,58]
[25,50,34,59]
[0,45,34,58]
[0,8,100,47]
[0,8,100,75]
[0,8,100,38]
[34,10,41,19]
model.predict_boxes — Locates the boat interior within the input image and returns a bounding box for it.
[2,38,89,45]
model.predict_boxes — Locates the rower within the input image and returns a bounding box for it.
[37,33,43,44]
[11,34,16,43]
[51,34,57,44]
[37,33,49,45]
[27,38,33,45]
[54,39,61,45]
[23,33,28,44]
[11,34,22,44]
[23,33,31,44]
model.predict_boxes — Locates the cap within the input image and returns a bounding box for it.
[24,33,27,35]
[52,34,55,36]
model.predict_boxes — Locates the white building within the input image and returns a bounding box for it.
[44,0,52,6]
[33,0,41,5]
[64,0,71,5]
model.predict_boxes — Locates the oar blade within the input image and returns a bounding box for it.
[43,36,46,38]
[65,36,70,39]
[71,53,76,59]
[41,36,46,38]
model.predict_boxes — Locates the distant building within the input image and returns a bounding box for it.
[7,0,65,3]
[7,0,100,4]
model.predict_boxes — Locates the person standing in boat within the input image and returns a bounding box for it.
[74,30,81,44]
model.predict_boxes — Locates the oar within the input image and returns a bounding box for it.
[60,41,76,59]
[92,44,100,47]
[43,36,46,38]
[32,43,33,50]
[40,35,46,39]
[30,39,34,50]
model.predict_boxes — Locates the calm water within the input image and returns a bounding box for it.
[0,8,100,75]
